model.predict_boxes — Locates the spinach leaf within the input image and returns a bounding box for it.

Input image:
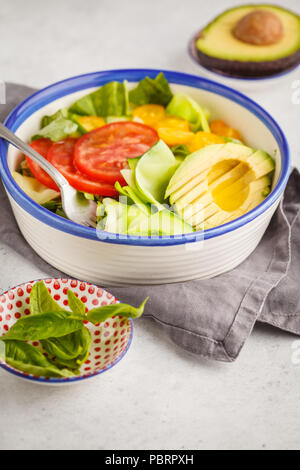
[67,290,86,317]
[87,298,148,324]
[69,82,128,117]
[32,118,78,143]
[30,281,64,315]
[0,311,83,342]
[3,340,78,378]
[42,326,91,370]
[129,73,173,107]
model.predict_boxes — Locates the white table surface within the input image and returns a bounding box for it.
[1,0,300,451]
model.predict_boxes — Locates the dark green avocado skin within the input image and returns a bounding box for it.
[195,46,300,78]
[192,32,300,78]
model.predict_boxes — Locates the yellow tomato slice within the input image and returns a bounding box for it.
[77,116,106,132]
[132,105,166,128]
[159,116,190,131]
[187,131,224,152]
[158,127,194,146]
[210,120,243,141]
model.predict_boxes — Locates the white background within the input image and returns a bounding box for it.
[0,0,300,450]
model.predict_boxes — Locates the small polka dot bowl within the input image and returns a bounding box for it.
[0,278,133,385]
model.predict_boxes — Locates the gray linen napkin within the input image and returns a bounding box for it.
[1,83,299,362]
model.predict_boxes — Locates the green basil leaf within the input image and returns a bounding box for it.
[67,290,86,317]
[3,340,78,378]
[129,73,173,107]
[0,311,83,342]
[42,326,91,370]
[30,281,64,315]
[87,298,149,324]
[32,118,78,143]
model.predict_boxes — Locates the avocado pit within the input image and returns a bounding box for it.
[233,10,284,46]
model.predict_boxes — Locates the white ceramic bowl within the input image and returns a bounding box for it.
[0,69,290,286]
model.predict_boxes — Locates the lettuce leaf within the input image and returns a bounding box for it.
[129,73,173,107]
[32,117,78,142]
[166,93,210,132]
[41,108,70,128]
[69,95,96,116]
[69,81,129,117]
[115,181,151,216]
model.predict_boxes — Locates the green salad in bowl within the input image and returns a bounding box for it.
[14,72,275,236]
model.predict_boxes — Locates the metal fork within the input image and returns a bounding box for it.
[0,122,97,228]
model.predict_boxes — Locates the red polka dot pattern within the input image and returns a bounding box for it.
[0,279,132,382]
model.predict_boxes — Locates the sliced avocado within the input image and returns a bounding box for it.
[128,209,194,236]
[247,150,275,177]
[202,175,272,230]
[195,5,300,77]
[174,160,254,215]
[166,143,254,198]
[166,143,274,228]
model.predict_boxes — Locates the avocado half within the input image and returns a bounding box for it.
[194,5,300,78]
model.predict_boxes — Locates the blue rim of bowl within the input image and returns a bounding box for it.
[0,278,134,384]
[188,34,300,82]
[0,68,291,247]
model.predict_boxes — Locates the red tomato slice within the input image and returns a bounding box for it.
[26,139,59,191]
[74,121,159,184]
[47,138,118,196]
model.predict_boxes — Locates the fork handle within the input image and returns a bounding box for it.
[0,122,68,189]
